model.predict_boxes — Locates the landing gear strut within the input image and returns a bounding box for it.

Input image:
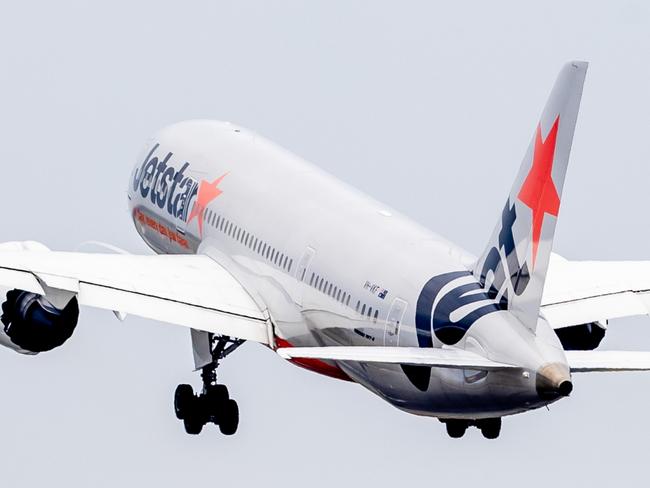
[174,334,244,435]
[441,417,502,439]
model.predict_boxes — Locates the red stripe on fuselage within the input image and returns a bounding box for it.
[275,338,352,382]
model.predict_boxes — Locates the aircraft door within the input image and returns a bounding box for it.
[384,298,407,346]
[294,246,316,307]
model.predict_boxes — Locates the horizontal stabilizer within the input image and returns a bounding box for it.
[567,351,650,372]
[277,346,516,370]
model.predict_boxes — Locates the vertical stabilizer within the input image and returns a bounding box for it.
[473,61,588,332]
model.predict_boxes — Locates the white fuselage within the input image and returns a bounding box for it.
[127,120,569,420]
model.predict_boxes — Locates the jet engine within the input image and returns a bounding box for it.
[0,289,79,354]
[554,322,606,351]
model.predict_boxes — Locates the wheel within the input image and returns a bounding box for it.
[479,418,501,439]
[218,399,239,436]
[174,384,194,420]
[445,420,468,438]
[205,384,229,409]
[183,415,204,435]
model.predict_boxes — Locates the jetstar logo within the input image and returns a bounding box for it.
[132,144,199,223]
[517,116,561,269]
[414,116,562,349]
[187,173,228,238]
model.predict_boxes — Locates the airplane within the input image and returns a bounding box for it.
[2,60,650,439]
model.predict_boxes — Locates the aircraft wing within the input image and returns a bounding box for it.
[541,254,650,329]
[278,346,516,370]
[0,242,271,344]
[565,351,650,372]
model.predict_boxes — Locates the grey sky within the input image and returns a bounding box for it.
[1,1,649,486]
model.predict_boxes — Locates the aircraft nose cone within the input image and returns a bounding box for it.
[536,362,572,399]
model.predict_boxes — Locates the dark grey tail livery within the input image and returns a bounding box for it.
[415,271,506,347]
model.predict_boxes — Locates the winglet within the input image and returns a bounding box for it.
[473,61,588,332]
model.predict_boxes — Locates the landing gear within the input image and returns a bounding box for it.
[174,335,244,435]
[441,417,502,439]
[445,420,469,438]
[477,417,501,439]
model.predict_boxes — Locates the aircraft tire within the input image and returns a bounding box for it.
[174,384,194,420]
[445,420,468,438]
[479,418,501,439]
[183,414,204,435]
[218,399,239,436]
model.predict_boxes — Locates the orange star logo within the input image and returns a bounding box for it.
[517,116,560,269]
[187,173,228,238]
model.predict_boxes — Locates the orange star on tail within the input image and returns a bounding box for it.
[187,173,228,237]
[517,116,560,269]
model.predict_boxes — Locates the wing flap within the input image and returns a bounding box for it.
[277,346,516,370]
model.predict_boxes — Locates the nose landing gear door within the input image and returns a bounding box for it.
[384,298,407,346]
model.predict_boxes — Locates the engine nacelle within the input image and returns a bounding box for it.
[554,322,606,351]
[0,289,79,354]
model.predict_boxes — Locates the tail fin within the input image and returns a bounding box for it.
[473,61,588,332]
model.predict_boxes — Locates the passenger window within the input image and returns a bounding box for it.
[367,307,372,318]
[356,300,360,312]
[288,259,293,272]
[347,295,351,306]
[310,273,315,286]
[328,283,333,296]
[373,309,379,322]
[337,289,341,301]
[361,304,366,315]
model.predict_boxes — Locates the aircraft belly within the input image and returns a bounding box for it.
[339,362,550,419]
